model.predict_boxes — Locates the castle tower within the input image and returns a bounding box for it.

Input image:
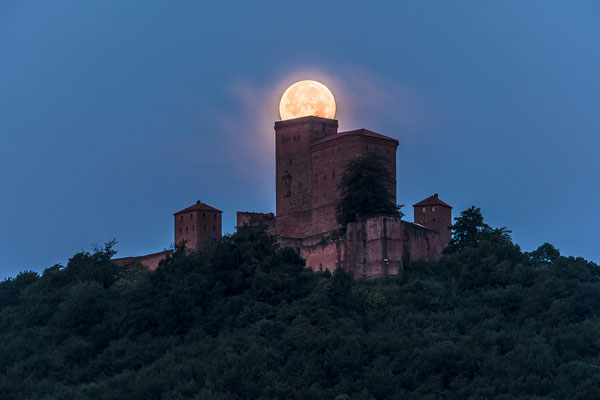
[275,116,338,238]
[174,201,222,251]
[413,194,452,247]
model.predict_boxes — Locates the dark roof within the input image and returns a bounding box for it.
[174,201,222,215]
[413,194,452,208]
[312,128,398,147]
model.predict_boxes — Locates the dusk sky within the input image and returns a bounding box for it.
[1,1,599,278]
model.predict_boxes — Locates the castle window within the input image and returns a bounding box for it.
[190,214,192,220]
[192,225,195,231]
[422,207,426,212]
[433,219,436,222]
[180,216,183,222]
[213,226,216,231]
[432,206,436,212]
[214,214,216,220]
[289,158,292,165]
[179,228,182,234]
[332,171,336,178]
[203,213,206,218]
[298,182,302,189]
[186,227,188,233]
[204,225,206,231]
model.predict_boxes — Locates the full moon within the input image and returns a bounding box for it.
[279,80,336,120]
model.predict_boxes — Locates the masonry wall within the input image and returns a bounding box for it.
[310,136,398,235]
[175,210,221,250]
[236,212,275,234]
[112,250,173,271]
[278,216,443,280]
[275,117,339,238]
[401,222,444,263]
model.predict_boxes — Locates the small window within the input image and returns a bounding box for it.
[422,207,426,212]
[433,219,436,222]
[186,227,188,233]
[192,225,195,231]
[213,214,216,220]
[432,206,436,212]
[213,226,215,231]
[190,214,192,220]
[204,225,206,231]
[179,228,182,234]
[203,213,206,218]
[332,171,336,178]
[180,216,183,222]
[298,182,302,189]
[289,158,292,165]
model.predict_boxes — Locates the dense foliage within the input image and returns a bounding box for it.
[1,210,600,399]
[335,153,401,226]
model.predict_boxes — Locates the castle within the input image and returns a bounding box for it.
[237,115,452,278]
[114,116,452,279]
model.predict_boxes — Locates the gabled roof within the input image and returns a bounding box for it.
[413,194,452,208]
[174,201,222,215]
[312,128,398,147]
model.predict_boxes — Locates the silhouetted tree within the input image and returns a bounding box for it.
[335,153,402,226]
[445,206,511,254]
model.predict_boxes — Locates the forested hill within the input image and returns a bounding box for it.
[1,209,599,400]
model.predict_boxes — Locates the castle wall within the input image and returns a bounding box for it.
[112,250,173,271]
[401,222,444,263]
[310,136,398,235]
[345,216,403,279]
[236,212,275,234]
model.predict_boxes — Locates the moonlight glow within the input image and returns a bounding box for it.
[279,80,336,120]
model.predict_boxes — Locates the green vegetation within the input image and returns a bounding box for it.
[1,209,600,399]
[335,152,402,226]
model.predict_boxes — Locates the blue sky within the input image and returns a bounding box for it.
[1,1,599,278]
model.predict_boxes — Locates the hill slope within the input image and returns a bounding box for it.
[1,213,599,399]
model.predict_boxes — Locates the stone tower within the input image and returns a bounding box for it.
[174,201,222,251]
[413,194,452,247]
[274,116,338,238]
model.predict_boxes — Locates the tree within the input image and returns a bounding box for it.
[335,152,401,226]
[445,206,512,254]
[528,242,560,265]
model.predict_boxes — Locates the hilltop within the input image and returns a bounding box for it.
[1,209,599,399]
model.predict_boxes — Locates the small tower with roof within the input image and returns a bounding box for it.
[413,194,452,248]
[174,201,222,252]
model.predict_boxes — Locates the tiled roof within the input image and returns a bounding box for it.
[413,195,452,208]
[312,128,398,146]
[174,201,222,215]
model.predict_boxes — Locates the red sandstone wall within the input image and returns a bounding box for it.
[236,212,275,234]
[175,210,221,251]
[112,250,173,271]
[278,217,443,280]
[401,222,444,263]
[310,136,398,235]
[345,216,402,279]
[413,204,452,248]
[274,117,339,238]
